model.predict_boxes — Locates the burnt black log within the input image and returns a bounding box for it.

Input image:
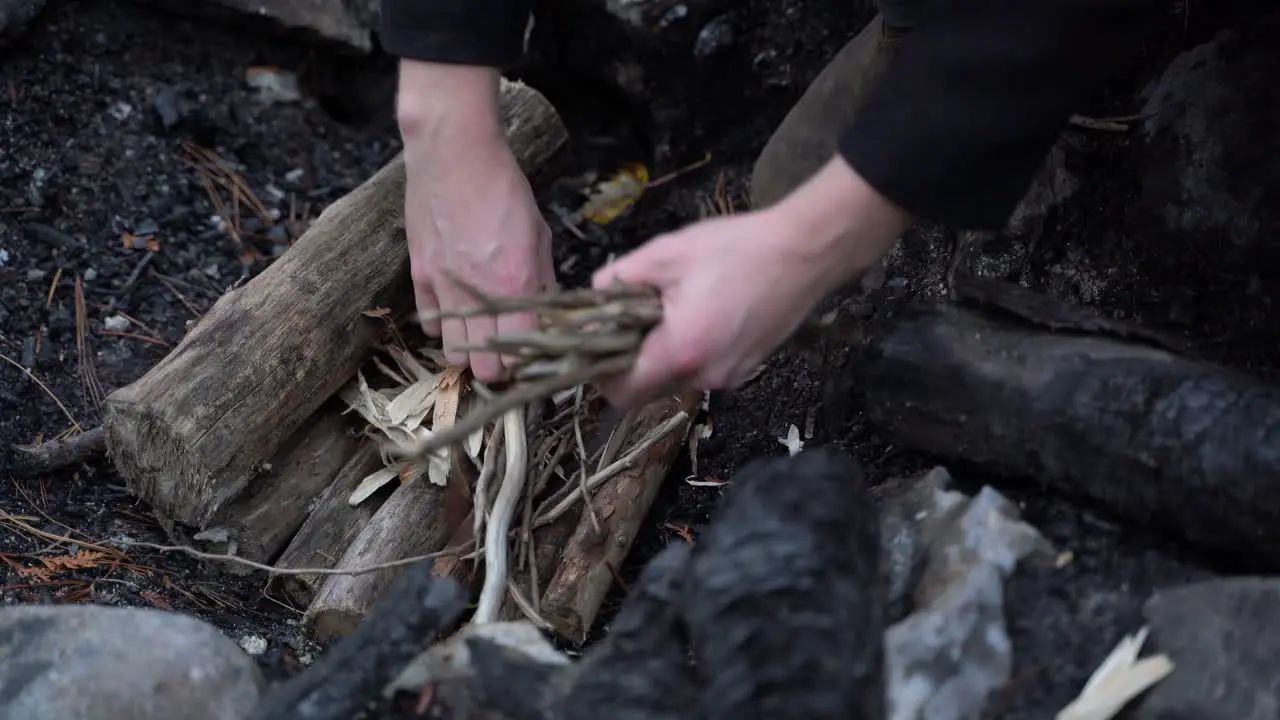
[462,543,696,720]
[249,562,467,720]
[858,283,1280,567]
[683,449,886,720]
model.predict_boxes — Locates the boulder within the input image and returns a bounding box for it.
[0,604,265,720]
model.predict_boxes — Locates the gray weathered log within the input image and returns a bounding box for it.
[303,476,459,640]
[270,442,384,606]
[859,284,1280,566]
[196,403,362,568]
[103,79,567,532]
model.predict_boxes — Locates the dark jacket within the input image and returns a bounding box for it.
[379,0,1153,230]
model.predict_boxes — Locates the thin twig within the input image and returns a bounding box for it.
[0,353,81,432]
[573,384,600,532]
[533,411,688,528]
[117,539,477,577]
[405,353,636,458]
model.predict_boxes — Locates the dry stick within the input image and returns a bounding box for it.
[472,422,506,567]
[474,408,529,623]
[573,385,600,532]
[13,427,106,475]
[533,411,689,529]
[406,353,636,458]
[120,539,477,577]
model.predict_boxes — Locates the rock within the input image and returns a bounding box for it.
[883,478,1054,720]
[1131,14,1280,262]
[1136,578,1280,720]
[0,0,46,39]
[0,604,265,720]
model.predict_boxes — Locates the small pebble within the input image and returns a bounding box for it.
[84,268,98,282]
[239,635,268,656]
[26,269,46,281]
[694,15,735,57]
[104,315,130,332]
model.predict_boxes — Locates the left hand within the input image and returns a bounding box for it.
[590,157,912,409]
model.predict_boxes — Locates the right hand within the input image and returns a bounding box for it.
[397,61,557,383]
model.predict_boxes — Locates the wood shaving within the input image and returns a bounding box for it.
[1056,626,1173,720]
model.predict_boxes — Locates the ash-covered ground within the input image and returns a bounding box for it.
[1,0,1272,717]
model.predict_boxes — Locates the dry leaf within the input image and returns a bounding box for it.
[1056,626,1173,720]
[361,307,391,318]
[580,162,649,225]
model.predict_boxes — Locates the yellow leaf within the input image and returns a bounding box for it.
[580,163,649,225]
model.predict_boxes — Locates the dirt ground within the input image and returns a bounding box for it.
[0,0,1270,717]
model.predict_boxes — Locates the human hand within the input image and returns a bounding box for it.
[397,61,557,383]
[590,157,911,408]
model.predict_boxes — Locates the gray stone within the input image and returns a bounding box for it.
[883,477,1054,720]
[0,604,265,720]
[1136,578,1280,720]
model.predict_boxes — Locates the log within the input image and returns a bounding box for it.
[270,442,384,607]
[540,390,700,643]
[858,280,1280,566]
[194,401,362,568]
[304,476,460,640]
[102,79,567,531]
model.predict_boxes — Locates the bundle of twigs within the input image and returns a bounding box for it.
[338,279,682,628]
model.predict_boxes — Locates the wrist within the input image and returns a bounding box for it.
[396,60,503,143]
[764,155,912,295]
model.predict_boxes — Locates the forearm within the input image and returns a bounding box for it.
[839,0,1158,230]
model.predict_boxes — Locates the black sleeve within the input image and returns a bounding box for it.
[380,0,534,68]
[838,0,1158,230]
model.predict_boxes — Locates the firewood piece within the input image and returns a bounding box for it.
[195,402,362,569]
[12,427,106,476]
[859,287,1280,566]
[304,472,462,640]
[539,391,700,642]
[249,560,468,720]
[271,443,384,607]
[682,449,885,720]
[497,407,621,623]
[102,79,567,531]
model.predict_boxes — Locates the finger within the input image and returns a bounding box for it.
[465,313,505,383]
[496,307,538,370]
[439,293,469,367]
[414,282,442,337]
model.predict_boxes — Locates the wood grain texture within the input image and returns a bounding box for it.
[270,442,384,606]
